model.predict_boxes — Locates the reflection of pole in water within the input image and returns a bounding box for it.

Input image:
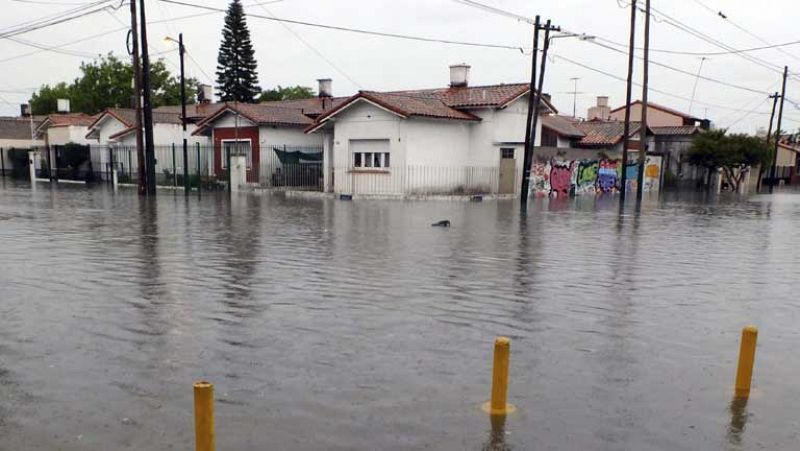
[482,413,511,451]
[727,396,749,447]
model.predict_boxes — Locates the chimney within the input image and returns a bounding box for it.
[587,96,611,120]
[20,104,31,117]
[318,78,332,98]
[57,98,70,113]
[197,84,213,104]
[449,64,470,88]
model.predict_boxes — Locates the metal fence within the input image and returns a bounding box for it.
[332,165,503,196]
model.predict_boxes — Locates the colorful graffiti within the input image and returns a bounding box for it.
[550,161,574,198]
[531,156,662,197]
[597,160,620,193]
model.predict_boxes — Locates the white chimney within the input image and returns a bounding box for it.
[57,98,70,113]
[596,96,608,107]
[449,64,470,88]
[318,78,332,98]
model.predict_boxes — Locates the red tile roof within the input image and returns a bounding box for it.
[46,113,95,127]
[541,115,585,138]
[153,103,224,120]
[650,125,701,136]
[574,120,647,146]
[307,83,556,133]
[259,97,348,116]
[359,91,481,121]
[191,102,317,135]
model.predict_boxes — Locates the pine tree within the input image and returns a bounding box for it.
[215,0,260,102]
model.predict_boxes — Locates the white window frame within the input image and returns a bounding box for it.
[221,138,253,170]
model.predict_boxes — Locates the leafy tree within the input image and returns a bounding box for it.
[29,54,197,115]
[687,129,772,191]
[215,0,260,102]
[259,85,315,102]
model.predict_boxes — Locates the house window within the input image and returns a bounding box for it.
[350,139,392,169]
[501,148,515,159]
[353,151,391,168]
[221,140,252,169]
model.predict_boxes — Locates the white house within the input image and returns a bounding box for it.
[85,107,213,147]
[305,64,557,196]
[35,113,96,146]
[0,116,44,174]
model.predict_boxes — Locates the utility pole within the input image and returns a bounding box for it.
[568,77,581,118]
[178,33,189,194]
[620,0,637,204]
[139,0,156,195]
[769,66,788,194]
[520,15,540,207]
[520,17,560,206]
[636,0,651,203]
[128,0,145,195]
[761,92,780,192]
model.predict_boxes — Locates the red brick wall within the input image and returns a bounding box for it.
[212,126,260,182]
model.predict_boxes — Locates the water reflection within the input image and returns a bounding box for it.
[482,414,511,451]
[727,397,750,448]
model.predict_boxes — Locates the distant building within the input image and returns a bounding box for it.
[0,116,45,175]
[35,113,96,146]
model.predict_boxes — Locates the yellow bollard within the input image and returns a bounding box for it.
[734,326,758,399]
[194,381,215,451]
[482,337,515,415]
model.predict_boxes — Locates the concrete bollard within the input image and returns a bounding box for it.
[194,381,215,451]
[482,337,515,415]
[734,326,758,399]
[112,168,119,191]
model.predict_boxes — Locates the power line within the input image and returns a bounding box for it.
[0,0,122,40]
[585,39,770,95]
[688,0,800,63]
[157,0,525,51]
[250,0,362,88]
[594,35,800,58]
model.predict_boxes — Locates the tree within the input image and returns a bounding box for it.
[215,0,260,102]
[258,85,315,102]
[29,54,197,115]
[687,130,772,192]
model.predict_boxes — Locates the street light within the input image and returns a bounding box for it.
[164,33,189,194]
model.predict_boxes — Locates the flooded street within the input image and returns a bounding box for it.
[1,180,799,450]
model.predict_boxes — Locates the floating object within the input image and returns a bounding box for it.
[339,194,353,201]
[431,220,451,227]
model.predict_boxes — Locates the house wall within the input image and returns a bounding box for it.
[776,146,797,166]
[402,118,475,194]
[609,104,683,127]
[259,125,322,147]
[97,117,127,144]
[212,126,260,183]
[328,101,404,195]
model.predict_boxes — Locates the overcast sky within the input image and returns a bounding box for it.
[1,0,799,133]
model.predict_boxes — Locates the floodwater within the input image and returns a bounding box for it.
[1,179,799,451]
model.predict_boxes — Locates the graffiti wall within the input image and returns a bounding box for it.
[531,156,662,197]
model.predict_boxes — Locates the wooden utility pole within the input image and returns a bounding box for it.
[769,66,788,194]
[139,0,156,195]
[636,0,651,203]
[620,0,637,203]
[520,15,541,206]
[520,17,560,205]
[760,92,780,192]
[128,0,145,195]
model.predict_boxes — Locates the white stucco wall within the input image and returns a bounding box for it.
[214,114,255,129]
[259,125,322,147]
[327,101,404,195]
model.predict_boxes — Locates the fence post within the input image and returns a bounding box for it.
[1,147,5,177]
[172,144,178,186]
[196,143,201,195]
